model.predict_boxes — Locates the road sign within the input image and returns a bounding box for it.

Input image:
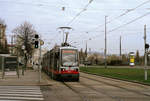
[40,40,44,46]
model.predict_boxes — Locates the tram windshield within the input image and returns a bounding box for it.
[61,49,78,66]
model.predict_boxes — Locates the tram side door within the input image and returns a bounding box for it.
[54,52,59,72]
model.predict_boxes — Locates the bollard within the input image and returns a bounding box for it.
[22,65,24,75]
[17,57,19,78]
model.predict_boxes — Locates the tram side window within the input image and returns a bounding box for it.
[49,53,51,68]
[54,53,59,70]
[48,53,50,69]
[50,53,53,69]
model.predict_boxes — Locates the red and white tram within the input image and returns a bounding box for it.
[42,45,79,81]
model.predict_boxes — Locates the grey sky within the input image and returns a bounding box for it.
[0,0,150,55]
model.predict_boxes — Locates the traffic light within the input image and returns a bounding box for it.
[145,43,149,49]
[35,40,39,48]
[34,34,39,48]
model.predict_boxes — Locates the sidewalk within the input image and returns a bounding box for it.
[0,69,51,86]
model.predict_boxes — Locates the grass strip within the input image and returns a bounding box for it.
[80,66,150,85]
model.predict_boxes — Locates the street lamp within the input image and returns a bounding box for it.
[21,45,25,75]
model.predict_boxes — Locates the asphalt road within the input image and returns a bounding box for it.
[41,72,150,101]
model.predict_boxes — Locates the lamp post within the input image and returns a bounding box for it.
[21,45,25,75]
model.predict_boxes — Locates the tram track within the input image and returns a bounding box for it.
[44,71,150,101]
[62,81,122,101]
[61,73,150,101]
[78,79,123,101]
[80,75,150,98]
[62,81,91,101]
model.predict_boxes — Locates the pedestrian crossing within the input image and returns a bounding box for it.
[0,86,44,101]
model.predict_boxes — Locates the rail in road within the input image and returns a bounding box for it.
[0,86,44,101]
[62,72,150,101]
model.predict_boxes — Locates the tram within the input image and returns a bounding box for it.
[42,43,79,81]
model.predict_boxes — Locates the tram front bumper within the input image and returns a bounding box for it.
[60,73,79,79]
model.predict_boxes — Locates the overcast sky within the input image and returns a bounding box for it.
[0,0,150,55]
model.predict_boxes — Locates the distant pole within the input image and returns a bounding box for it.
[86,41,87,57]
[63,29,64,43]
[120,36,122,59]
[104,16,107,68]
[2,56,4,79]
[85,41,87,68]
[11,35,13,54]
[17,48,19,78]
[144,25,148,80]
[39,40,42,83]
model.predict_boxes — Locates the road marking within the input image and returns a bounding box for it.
[0,86,44,101]
[0,97,44,100]
[0,94,43,97]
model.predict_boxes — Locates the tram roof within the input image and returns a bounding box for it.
[59,46,78,50]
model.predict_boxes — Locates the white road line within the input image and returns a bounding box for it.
[0,88,40,90]
[0,89,41,92]
[0,86,44,101]
[0,91,42,95]
[0,100,22,101]
[0,94,43,97]
[0,86,40,88]
[0,96,44,100]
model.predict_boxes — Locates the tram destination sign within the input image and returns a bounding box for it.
[62,50,76,54]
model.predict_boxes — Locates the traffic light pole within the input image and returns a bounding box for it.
[104,16,107,68]
[33,34,42,83]
[144,25,148,80]
[39,40,42,83]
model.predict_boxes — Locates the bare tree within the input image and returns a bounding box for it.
[0,18,5,25]
[135,50,140,64]
[12,21,37,69]
[0,18,8,54]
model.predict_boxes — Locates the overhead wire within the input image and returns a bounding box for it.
[71,0,150,46]
[67,0,94,26]
[88,0,150,32]
[69,0,150,45]
[72,11,150,49]
[109,12,150,33]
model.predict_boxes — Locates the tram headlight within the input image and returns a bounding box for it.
[75,69,78,72]
[61,68,65,71]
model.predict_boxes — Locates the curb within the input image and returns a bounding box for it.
[81,71,150,86]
